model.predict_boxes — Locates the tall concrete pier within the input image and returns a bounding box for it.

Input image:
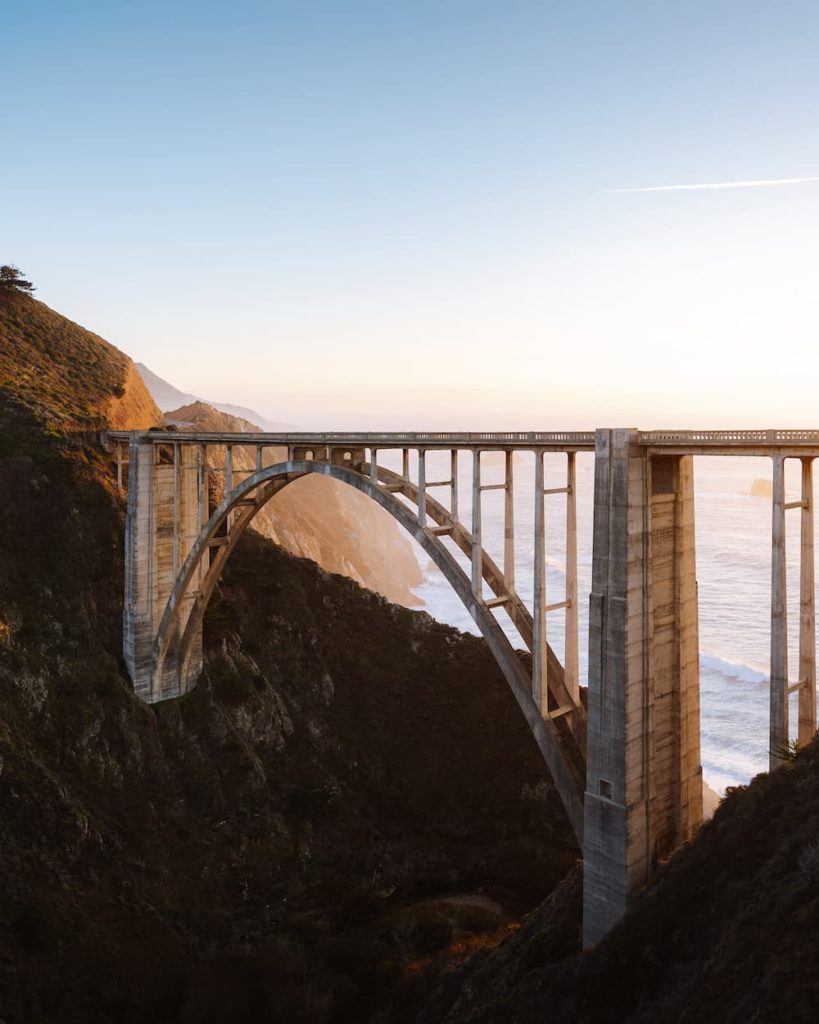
[123,436,206,701]
[583,430,702,946]
[108,426,819,946]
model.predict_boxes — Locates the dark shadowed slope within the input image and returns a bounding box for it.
[417,733,819,1024]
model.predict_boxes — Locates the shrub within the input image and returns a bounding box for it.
[798,839,819,882]
[0,264,35,295]
[210,662,253,706]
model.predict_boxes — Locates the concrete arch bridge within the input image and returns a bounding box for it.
[107,428,819,945]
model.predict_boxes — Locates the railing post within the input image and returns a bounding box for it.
[799,457,816,746]
[532,449,547,714]
[565,451,579,702]
[770,453,788,768]
[504,450,515,591]
[471,450,482,597]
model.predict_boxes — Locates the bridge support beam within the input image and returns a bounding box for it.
[799,458,816,747]
[770,454,789,766]
[124,437,205,701]
[771,455,817,761]
[583,429,702,947]
[565,451,579,703]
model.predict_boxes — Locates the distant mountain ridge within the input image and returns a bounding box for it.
[135,361,297,432]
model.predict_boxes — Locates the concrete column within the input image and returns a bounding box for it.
[225,445,233,493]
[418,449,427,527]
[123,438,206,703]
[256,445,263,473]
[172,443,179,577]
[370,447,377,483]
[451,449,459,520]
[471,450,482,598]
[583,431,702,947]
[402,448,410,482]
[532,450,547,715]
[770,453,788,767]
[197,444,206,531]
[174,443,205,694]
[799,458,816,746]
[116,443,124,493]
[504,450,515,591]
[123,437,156,701]
[565,452,579,703]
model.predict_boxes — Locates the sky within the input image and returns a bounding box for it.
[3,1,819,429]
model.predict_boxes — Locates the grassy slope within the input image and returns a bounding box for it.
[0,293,160,443]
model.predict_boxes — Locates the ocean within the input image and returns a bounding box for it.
[376,449,817,796]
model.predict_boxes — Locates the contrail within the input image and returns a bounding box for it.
[607,175,819,193]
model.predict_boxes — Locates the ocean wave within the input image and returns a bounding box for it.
[700,652,767,686]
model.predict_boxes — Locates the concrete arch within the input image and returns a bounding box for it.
[153,459,585,840]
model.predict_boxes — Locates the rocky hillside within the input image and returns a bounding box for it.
[162,398,424,606]
[0,291,577,1022]
[410,732,819,1023]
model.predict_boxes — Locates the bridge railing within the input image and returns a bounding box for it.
[640,429,819,446]
[105,429,597,446]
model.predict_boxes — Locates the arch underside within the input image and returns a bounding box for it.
[153,459,586,840]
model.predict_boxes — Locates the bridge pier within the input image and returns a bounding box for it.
[124,437,205,701]
[583,429,702,946]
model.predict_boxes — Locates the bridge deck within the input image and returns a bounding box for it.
[106,428,819,456]
[106,430,596,450]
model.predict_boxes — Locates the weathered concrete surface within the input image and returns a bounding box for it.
[583,430,702,946]
[123,438,205,702]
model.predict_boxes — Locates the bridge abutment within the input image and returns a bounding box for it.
[583,429,702,946]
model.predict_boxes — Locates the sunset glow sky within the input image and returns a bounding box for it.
[4,1,819,428]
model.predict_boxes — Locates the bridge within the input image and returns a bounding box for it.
[106,427,819,946]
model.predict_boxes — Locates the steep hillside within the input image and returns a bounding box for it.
[414,741,819,1024]
[0,293,162,441]
[0,292,576,1022]
[163,399,425,607]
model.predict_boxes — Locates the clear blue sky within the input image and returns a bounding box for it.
[4,1,819,427]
